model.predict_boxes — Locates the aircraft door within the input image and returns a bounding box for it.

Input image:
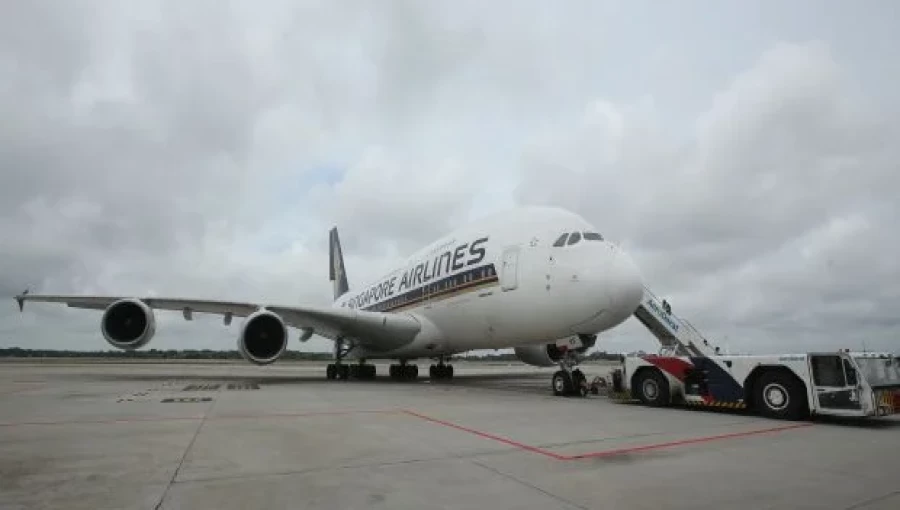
[500,246,520,291]
[809,354,863,411]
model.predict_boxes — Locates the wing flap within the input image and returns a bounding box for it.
[14,293,420,351]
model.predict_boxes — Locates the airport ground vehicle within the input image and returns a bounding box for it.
[583,287,900,420]
[610,350,900,420]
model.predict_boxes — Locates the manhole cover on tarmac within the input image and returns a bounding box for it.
[115,389,159,403]
[226,383,260,390]
[182,384,221,391]
[161,397,214,403]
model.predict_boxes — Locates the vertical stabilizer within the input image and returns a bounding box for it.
[329,227,350,301]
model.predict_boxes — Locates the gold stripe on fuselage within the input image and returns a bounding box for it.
[368,274,500,313]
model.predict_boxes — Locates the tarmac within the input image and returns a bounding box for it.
[1,360,898,510]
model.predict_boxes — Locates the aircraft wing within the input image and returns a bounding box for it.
[13,292,421,351]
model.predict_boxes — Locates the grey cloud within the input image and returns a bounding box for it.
[2,2,899,357]
[515,42,900,353]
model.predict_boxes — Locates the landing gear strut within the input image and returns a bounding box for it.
[429,356,454,381]
[551,353,587,397]
[325,338,376,380]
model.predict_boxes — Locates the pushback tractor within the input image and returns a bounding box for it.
[612,350,900,420]
[594,286,900,420]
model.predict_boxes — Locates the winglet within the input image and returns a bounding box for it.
[15,288,29,312]
[329,227,350,301]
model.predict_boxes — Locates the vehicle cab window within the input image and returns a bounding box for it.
[553,233,569,247]
[567,232,582,245]
[843,358,859,386]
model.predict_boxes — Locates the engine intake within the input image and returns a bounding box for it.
[101,299,156,350]
[238,309,288,365]
[514,334,597,367]
[514,343,565,367]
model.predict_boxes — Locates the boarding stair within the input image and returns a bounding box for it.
[632,285,721,357]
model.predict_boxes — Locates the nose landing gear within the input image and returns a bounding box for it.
[551,349,602,397]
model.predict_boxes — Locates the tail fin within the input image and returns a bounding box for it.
[329,227,350,301]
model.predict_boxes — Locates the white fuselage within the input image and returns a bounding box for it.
[333,207,645,360]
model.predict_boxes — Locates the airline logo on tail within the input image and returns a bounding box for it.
[329,227,350,300]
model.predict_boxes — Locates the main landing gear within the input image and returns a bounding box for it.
[326,363,376,380]
[389,362,418,380]
[323,339,455,383]
[429,357,454,381]
[325,337,376,381]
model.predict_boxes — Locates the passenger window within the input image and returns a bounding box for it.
[567,232,581,245]
[553,233,569,247]
[584,232,604,241]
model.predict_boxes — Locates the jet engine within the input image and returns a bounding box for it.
[513,343,566,367]
[513,334,598,367]
[100,298,157,350]
[237,309,288,365]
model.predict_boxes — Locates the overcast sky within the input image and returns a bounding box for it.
[2,1,898,356]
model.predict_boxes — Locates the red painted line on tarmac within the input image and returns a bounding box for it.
[403,410,813,461]
[402,410,567,460]
[565,422,814,460]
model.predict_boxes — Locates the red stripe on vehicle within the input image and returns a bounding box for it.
[641,355,693,382]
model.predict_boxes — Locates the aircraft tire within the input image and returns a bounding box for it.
[571,369,587,397]
[326,364,336,380]
[552,370,573,396]
[352,364,376,380]
[429,364,454,381]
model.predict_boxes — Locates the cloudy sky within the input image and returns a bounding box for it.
[2,0,898,356]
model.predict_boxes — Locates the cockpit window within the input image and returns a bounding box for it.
[567,232,582,245]
[553,233,569,247]
[584,232,604,241]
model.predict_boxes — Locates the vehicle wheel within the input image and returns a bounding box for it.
[552,370,573,396]
[572,369,587,397]
[338,364,349,380]
[326,364,336,380]
[756,371,807,420]
[635,369,670,406]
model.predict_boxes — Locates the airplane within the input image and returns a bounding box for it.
[13,205,645,396]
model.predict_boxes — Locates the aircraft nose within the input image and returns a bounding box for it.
[607,247,644,316]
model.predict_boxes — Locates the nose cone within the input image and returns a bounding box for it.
[606,248,644,322]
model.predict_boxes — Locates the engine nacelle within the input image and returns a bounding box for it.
[514,334,598,367]
[237,309,288,365]
[101,298,157,350]
[513,343,566,367]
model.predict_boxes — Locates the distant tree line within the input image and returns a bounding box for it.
[0,347,626,362]
[453,351,625,362]
[0,347,332,360]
